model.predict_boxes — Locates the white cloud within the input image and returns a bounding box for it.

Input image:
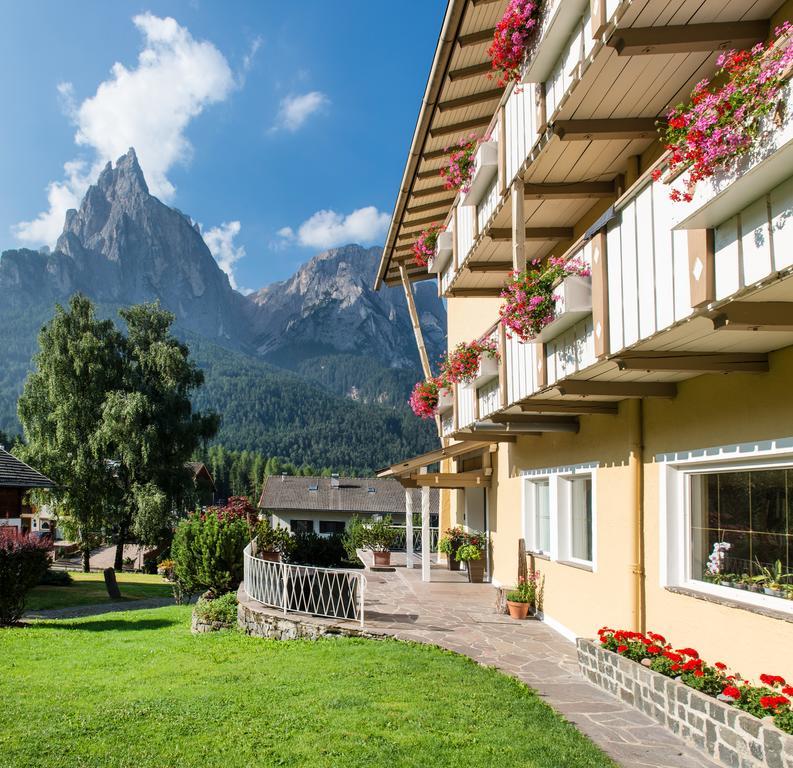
[14,13,235,247]
[279,206,389,250]
[272,91,329,132]
[203,220,249,292]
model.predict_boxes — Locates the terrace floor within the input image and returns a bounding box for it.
[351,555,720,768]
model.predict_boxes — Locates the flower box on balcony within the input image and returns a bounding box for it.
[670,85,793,230]
[463,354,499,389]
[436,388,454,413]
[461,142,499,207]
[427,231,453,274]
[536,274,592,343]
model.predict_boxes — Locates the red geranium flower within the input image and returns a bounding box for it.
[616,645,628,653]
[760,674,786,688]
[722,686,741,700]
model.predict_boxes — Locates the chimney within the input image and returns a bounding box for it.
[331,473,340,489]
[281,472,287,482]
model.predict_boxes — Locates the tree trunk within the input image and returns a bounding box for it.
[82,546,91,573]
[113,520,129,572]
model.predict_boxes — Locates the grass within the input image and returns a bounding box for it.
[0,606,616,768]
[24,571,173,611]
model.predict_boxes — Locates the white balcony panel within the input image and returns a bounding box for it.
[478,379,500,420]
[457,203,475,267]
[506,334,539,405]
[477,174,500,234]
[441,411,455,438]
[440,216,456,293]
[544,12,587,118]
[458,383,476,429]
[545,317,595,386]
[504,85,538,187]
[713,175,793,301]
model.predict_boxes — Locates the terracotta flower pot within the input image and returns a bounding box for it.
[373,550,391,567]
[466,557,485,583]
[506,600,529,620]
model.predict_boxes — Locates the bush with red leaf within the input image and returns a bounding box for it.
[0,529,52,626]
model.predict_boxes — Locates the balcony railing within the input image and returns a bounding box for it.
[389,525,439,553]
[243,542,365,626]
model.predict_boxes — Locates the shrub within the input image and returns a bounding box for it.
[171,511,249,598]
[344,515,397,557]
[455,543,482,562]
[254,519,292,556]
[194,591,238,626]
[0,531,51,625]
[285,531,360,569]
[439,526,466,556]
[38,569,73,587]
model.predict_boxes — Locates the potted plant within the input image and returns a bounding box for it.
[505,574,536,619]
[438,526,466,571]
[756,559,790,598]
[439,135,478,193]
[656,24,793,203]
[441,339,500,387]
[409,377,440,419]
[255,520,292,562]
[456,531,487,583]
[499,256,590,343]
[719,573,737,588]
[344,514,397,567]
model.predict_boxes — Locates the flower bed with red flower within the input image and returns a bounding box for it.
[412,224,445,268]
[597,627,793,734]
[656,24,793,203]
[499,256,590,342]
[488,0,541,86]
[440,135,479,193]
[441,338,500,385]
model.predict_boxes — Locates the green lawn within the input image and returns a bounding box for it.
[0,606,616,768]
[25,571,173,611]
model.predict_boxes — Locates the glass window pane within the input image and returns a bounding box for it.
[689,468,792,590]
[291,519,314,534]
[571,477,592,562]
[534,480,550,553]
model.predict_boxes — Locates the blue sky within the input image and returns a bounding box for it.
[0,1,444,291]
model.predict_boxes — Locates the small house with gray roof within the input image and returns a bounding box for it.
[0,446,54,535]
[258,474,439,536]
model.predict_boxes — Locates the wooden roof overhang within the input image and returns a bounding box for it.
[378,439,494,480]
[443,0,781,298]
[377,0,782,293]
[376,0,508,290]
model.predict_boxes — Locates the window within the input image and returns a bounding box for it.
[290,519,314,534]
[319,520,346,535]
[570,477,593,563]
[526,479,551,554]
[689,467,792,589]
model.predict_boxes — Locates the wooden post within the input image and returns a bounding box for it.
[590,0,607,39]
[590,231,610,358]
[399,262,433,379]
[688,229,715,308]
[421,482,431,583]
[498,105,508,197]
[452,206,459,273]
[536,343,547,389]
[512,178,526,272]
[103,567,122,600]
[405,488,414,569]
[534,83,547,134]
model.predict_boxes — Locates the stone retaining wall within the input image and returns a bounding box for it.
[578,639,793,768]
[190,613,233,634]
[237,585,384,641]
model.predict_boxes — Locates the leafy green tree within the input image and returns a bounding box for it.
[98,303,219,570]
[18,295,124,571]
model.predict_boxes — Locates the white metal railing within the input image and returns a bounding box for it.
[243,542,366,626]
[389,525,439,553]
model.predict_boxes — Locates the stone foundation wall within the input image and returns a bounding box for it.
[578,639,793,768]
[191,613,233,634]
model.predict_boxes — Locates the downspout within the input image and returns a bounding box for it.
[627,398,646,633]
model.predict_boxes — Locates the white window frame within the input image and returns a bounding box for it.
[522,463,598,571]
[659,439,793,615]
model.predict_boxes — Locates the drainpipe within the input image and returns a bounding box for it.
[627,398,646,633]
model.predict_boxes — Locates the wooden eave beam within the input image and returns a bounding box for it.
[467,261,514,273]
[406,197,456,215]
[487,414,580,432]
[710,302,793,332]
[449,60,492,82]
[447,288,504,298]
[412,183,449,198]
[608,21,770,57]
[438,87,503,112]
[458,27,496,48]
[401,212,448,229]
[408,471,491,489]
[555,380,677,398]
[430,115,492,139]
[423,147,454,161]
[488,226,574,241]
[452,432,519,442]
[416,168,441,181]
[524,181,616,199]
[553,118,658,141]
[614,352,769,373]
[518,399,619,415]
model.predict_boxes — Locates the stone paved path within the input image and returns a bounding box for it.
[355,559,720,768]
[24,596,175,620]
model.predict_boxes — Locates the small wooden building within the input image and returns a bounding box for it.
[0,447,53,534]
